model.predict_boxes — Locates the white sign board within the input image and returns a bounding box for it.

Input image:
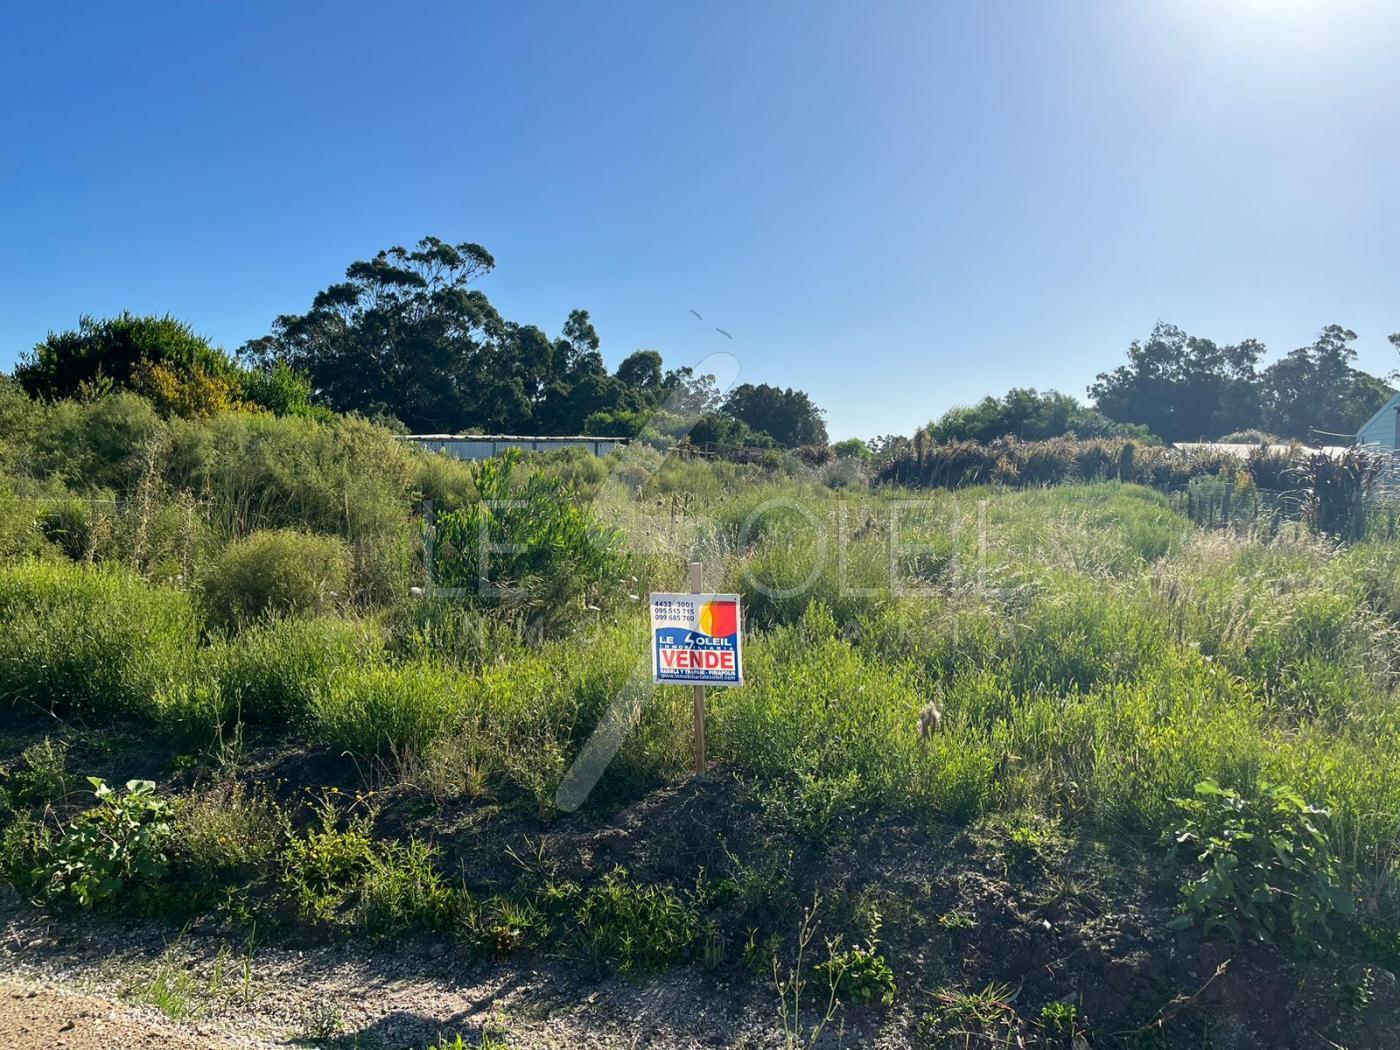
[650,592,743,686]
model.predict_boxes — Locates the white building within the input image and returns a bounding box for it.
[402,433,627,461]
[1356,392,1400,451]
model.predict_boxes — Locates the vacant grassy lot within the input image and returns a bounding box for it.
[3,394,1400,1046]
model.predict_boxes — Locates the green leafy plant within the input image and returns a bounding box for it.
[1038,1000,1080,1044]
[813,906,895,1007]
[1168,779,1351,952]
[816,939,896,1006]
[1335,968,1376,1014]
[431,451,623,631]
[1001,814,1063,877]
[39,778,172,907]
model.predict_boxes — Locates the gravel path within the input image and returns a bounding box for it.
[0,889,891,1049]
[0,979,237,1049]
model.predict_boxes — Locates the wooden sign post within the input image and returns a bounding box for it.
[689,560,706,773]
[650,569,741,776]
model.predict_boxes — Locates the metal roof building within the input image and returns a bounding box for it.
[402,433,628,461]
[1356,392,1400,452]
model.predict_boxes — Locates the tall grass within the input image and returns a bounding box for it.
[5,393,1400,920]
[0,560,196,717]
[310,661,470,757]
[211,614,384,726]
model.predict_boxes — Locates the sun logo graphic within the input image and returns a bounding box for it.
[698,598,738,639]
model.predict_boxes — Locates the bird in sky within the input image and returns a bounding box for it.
[715,327,732,340]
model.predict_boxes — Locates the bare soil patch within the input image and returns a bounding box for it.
[0,979,238,1049]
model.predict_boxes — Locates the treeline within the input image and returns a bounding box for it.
[909,323,1399,454]
[1090,322,1398,443]
[920,388,1151,444]
[9,236,829,450]
[14,239,1398,457]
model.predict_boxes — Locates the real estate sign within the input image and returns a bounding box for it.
[650,592,743,686]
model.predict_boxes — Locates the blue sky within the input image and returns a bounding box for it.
[3,1,1399,439]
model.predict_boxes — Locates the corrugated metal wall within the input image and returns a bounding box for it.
[402,435,626,460]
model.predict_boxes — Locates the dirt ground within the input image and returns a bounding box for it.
[0,886,805,1050]
[0,980,237,1049]
[4,717,1400,1049]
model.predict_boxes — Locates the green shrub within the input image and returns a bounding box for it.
[15,313,240,404]
[281,801,377,923]
[173,779,283,880]
[565,867,700,973]
[0,738,72,810]
[278,798,460,936]
[354,838,462,938]
[0,811,54,894]
[466,894,550,959]
[1169,779,1351,952]
[758,769,865,845]
[39,778,172,908]
[27,392,164,493]
[239,361,323,418]
[0,484,44,559]
[0,377,41,475]
[118,495,213,586]
[165,411,416,599]
[431,451,624,631]
[413,448,479,514]
[0,560,196,717]
[385,598,528,668]
[37,495,113,562]
[200,528,350,630]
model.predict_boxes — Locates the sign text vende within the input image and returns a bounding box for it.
[659,648,736,671]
